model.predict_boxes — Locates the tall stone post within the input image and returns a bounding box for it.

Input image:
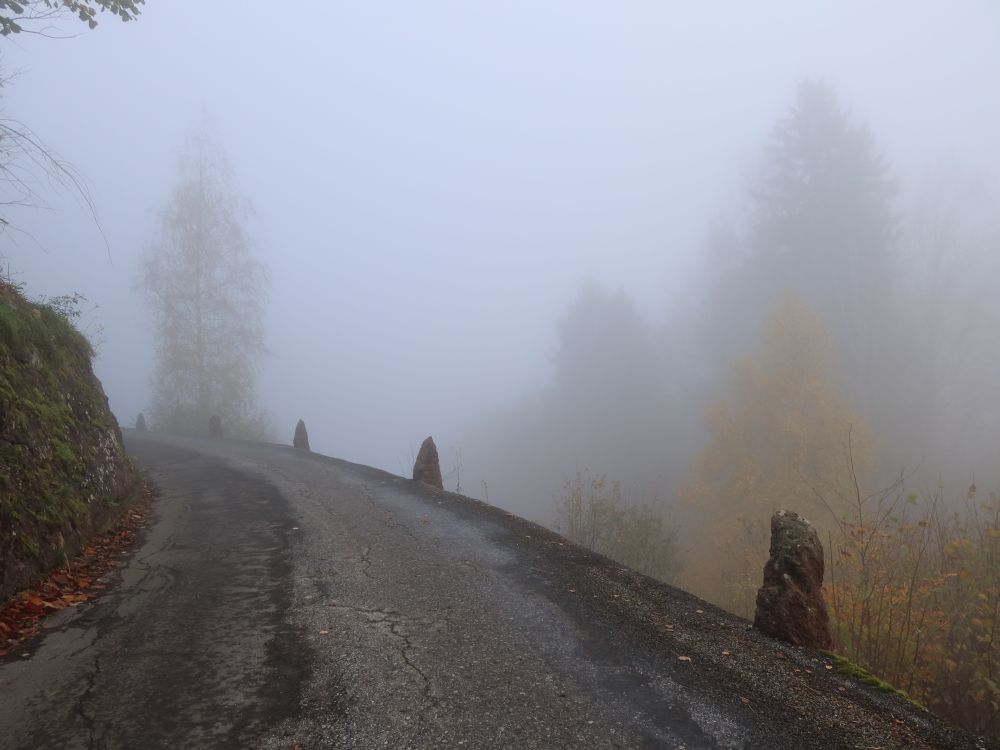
[293,419,310,451]
[412,436,443,490]
[754,510,832,649]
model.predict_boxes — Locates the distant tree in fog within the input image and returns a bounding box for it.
[704,81,899,425]
[553,281,661,399]
[139,130,271,440]
[535,282,678,486]
[461,281,680,519]
[754,80,896,261]
[681,297,874,617]
[756,80,897,386]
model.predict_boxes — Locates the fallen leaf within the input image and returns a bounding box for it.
[0,482,156,657]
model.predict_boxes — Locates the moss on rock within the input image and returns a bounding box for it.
[0,281,137,601]
[823,651,927,711]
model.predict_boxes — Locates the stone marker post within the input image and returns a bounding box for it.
[753,510,832,649]
[412,436,443,490]
[293,419,310,451]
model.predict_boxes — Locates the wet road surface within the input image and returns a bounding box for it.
[0,432,980,749]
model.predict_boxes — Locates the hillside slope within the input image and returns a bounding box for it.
[0,281,136,601]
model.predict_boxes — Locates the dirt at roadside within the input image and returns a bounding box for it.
[0,481,156,657]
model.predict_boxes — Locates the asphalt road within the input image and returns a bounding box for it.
[0,432,984,749]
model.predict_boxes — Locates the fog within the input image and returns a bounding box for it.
[3,1,1000,521]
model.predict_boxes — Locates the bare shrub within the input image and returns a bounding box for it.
[554,470,678,583]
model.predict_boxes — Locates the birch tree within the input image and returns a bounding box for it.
[140,131,270,439]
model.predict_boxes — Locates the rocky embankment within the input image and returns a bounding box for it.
[0,281,136,601]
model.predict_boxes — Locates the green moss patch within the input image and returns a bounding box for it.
[822,651,927,711]
[1,281,136,600]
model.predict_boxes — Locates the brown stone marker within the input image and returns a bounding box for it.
[293,419,310,451]
[753,510,832,649]
[412,436,443,490]
[208,414,223,438]
[135,413,147,432]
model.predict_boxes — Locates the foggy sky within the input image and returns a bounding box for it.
[2,1,999,477]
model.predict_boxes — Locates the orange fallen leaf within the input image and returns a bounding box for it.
[0,482,156,657]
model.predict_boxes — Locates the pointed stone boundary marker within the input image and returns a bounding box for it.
[135,413,147,432]
[754,510,832,649]
[412,436,443,490]
[293,419,310,451]
[208,414,223,438]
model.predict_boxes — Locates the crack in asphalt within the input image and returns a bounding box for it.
[358,486,419,542]
[386,616,437,708]
[74,650,101,750]
[326,601,443,710]
[358,546,374,580]
[134,531,177,565]
[64,511,188,750]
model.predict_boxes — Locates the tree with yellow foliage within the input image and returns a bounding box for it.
[681,296,874,617]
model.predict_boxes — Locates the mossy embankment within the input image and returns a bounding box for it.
[0,281,137,601]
